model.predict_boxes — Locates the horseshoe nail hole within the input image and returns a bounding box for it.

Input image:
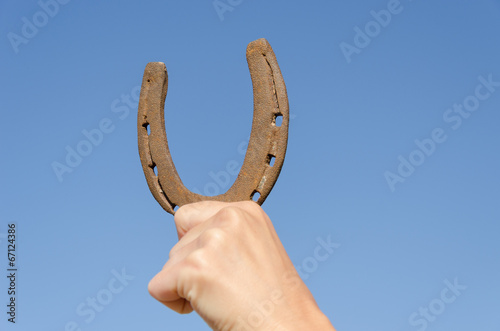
[151,164,158,176]
[267,155,276,167]
[143,123,151,135]
[173,205,179,212]
[273,114,283,127]
[251,191,261,202]
[147,79,151,83]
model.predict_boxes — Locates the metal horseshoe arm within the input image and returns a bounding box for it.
[138,38,289,214]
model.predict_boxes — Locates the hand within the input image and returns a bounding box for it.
[148,201,335,330]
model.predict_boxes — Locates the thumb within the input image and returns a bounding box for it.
[174,201,231,239]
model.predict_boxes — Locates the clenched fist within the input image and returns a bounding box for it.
[148,201,335,331]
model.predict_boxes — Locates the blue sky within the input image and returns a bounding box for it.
[1,0,500,330]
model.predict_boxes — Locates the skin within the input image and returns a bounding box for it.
[148,201,335,331]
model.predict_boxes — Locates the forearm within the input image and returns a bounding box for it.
[233,284,335,331]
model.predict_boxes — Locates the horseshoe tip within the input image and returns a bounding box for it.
[247,38,272,54]
[146,61,166,67]
[144,62,167,75]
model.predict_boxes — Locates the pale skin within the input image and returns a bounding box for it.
[148,201,335,330]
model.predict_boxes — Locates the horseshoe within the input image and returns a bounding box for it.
[137,38,289,215]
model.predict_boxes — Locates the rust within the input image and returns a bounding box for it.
[137,38,289,215]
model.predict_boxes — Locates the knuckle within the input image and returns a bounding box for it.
[211,202,271,231]
[198,228,228,248]
[169,241,183,259]
[237,200,267,220]
[168,248,177,259]
[174,203,197,222]
[184,249,209,271]
[214,206,246,227]
[175,201,211,220]
[147,279,157,297]
[238,200,260,210]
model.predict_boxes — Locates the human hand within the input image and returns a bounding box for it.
[148,201,335,330]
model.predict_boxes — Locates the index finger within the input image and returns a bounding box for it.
[174,201,230,239]
[174,201,264,239]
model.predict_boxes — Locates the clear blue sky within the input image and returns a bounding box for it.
[1,1,500,330]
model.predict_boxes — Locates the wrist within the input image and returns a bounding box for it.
[233,295,334,331]
[275,298,335,331]
[269,274,336,331]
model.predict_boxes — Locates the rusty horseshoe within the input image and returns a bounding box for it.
[137,38,289,215]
